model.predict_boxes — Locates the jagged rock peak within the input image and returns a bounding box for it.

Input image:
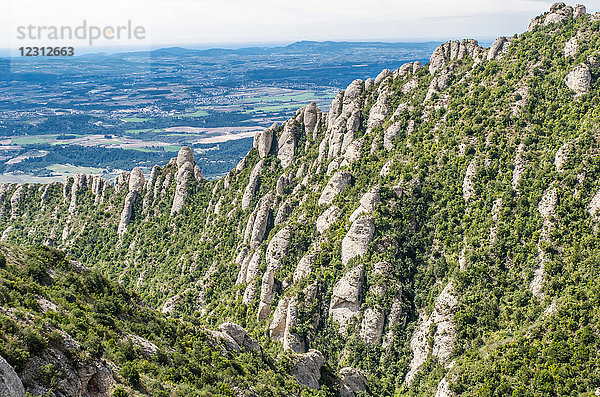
[176,146,194,167]
[254,123,276,159]
[429,39,485,74]
[129,167,145,192]
[528,3,586,32]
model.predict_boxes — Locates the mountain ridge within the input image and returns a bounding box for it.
[2,2,600,396]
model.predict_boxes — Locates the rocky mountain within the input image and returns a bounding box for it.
[2,3,600,395]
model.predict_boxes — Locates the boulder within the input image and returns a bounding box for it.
[341,216,375,265]
[318,171,352,206]
[291,350,325,389]
[0,355,25,397]
[339,367,367,397]
[218,322,260,352]
[566,63,591,95]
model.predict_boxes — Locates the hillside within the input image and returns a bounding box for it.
[2,2,600,396]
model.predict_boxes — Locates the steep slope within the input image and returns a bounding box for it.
[2,3,600,395]
[0,244,326,396]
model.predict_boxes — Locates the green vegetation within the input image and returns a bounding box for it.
[1,8,600,397]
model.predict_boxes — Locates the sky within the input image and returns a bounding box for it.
[2,0,600,52]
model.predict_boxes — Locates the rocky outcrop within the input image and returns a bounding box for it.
[366,88,391,132]
[349,186,380,223]
[429,39,485,74]
[278,121,297,169]
[257,227,292,319]
[566,63,591,95]
[316,205,340,233]
[118,167,145,237]
[303,102,320,137]
[487,37,513,60]
[435,377,456,397]
[512,143,526,190]
[405,282,458,386]
[0,355,25,397]
[359,261,390,345]
[324,79,364,160]
[20,334,114,397]
[565,36,579,58]
[462,158,477,201]
[254,123,276,158]
[339,367,367,397]
[318,171,352,206]
[291,350,325,389]
[218,322,260,352]
[250,194,272,248]
[529,3,584,31]
[375,69,392,85]
[329,264,364,333]
[242,160,264,210]
[269,297,304,352]
[171,146,202,215]
[532,187,557,298]
[341,216,375,265]
[293,248,318,283]
[274,199,292,225]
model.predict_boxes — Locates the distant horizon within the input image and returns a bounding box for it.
[0,37,496,58]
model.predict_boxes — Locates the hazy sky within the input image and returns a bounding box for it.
[3,0,600,50]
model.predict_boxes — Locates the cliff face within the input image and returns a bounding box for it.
[2,3,600,395]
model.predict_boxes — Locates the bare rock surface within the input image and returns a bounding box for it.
[405,281,458,386]
[218,322,260,352]
[463,158,477,201]
[254,123,275,158]
[118,167,145,237]
[339,367,367,397]
[250,194,272,248]
[349,186,380,223]
[291,350,325,389]
[0,355,25,397]
[329,264,364,333]
[318,171,352,206]
[242,160,264,210]
[341,216,375,265]
[316,205,340,233]
[429,39,485,74]
[566,63,591,95]
[278,121,297,169]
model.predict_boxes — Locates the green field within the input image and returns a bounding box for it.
[11,136,50,145]
[47,164,106,175]
[179,109,209,117]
